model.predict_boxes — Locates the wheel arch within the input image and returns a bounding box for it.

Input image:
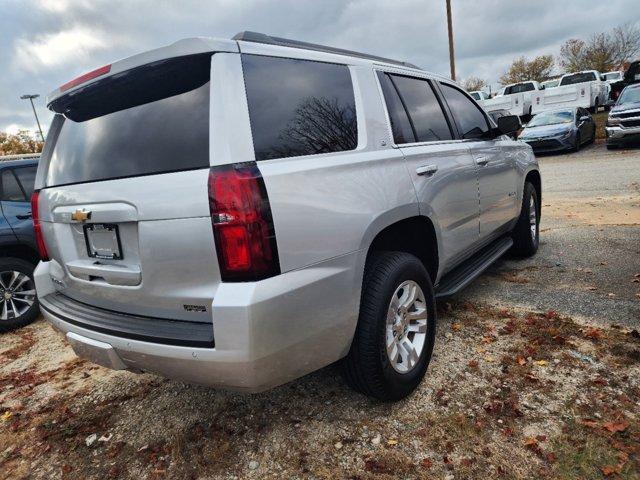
[364,215,440,284]
[524,168,542,208]
[0,243,39,265]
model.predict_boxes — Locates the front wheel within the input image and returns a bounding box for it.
[0,258,39,332]
[511,182,539,257]
[343,252,436,401]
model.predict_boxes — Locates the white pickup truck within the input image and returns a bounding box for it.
[474,81,541,118]
[531,70,607,114]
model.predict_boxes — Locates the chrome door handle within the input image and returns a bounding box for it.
[416,165,438,176]
[476,157,489,166]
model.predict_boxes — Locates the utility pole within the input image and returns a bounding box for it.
[446,0,456,81]
[20,94,45,142]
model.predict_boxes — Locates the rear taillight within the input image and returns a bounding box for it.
[59,64,111,92]
[208,163,280,281]
[30,191,49,261]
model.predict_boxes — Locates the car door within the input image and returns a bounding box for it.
[376,71,480,271]
[438,82,519,241]
[0,166,36,248]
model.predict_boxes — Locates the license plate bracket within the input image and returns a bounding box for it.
[84,224,123,260]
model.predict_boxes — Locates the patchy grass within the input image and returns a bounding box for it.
[1,304,638,479]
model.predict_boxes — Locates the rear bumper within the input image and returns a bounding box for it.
[34,252,362,392]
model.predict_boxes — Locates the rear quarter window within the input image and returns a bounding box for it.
[242,55,358,161]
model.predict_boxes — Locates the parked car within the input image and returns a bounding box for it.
[605,83,640,149]
[478,80,542,118]
[518,107,595,154]
[488,109,521,138]
[469,90,490,102]
[531,70,607,114]
[34,31,540,401]
[609,60,640,104]
[0,158,40,332]
[540,78,560,89]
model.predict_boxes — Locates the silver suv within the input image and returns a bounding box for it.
[33,32,540,400]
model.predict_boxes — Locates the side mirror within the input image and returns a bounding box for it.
[497,115,521,135]
[579,115,590,122]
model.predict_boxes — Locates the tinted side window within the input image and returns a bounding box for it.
[1,170,25,202]
[13,166,36,199]
[440,84,490,139]
[377,72,415,144]
[242,55,358,161]
[389,75,452,142]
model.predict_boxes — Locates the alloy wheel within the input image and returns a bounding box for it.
[385,280,428,374]
[0,270,36,321]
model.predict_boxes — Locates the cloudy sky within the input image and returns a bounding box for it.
[1,0,638,136]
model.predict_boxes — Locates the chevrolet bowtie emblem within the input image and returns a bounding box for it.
[71,209,91,222]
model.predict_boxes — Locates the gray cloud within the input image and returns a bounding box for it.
[1,0,638,134]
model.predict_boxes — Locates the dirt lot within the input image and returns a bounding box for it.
[1,145,639,480]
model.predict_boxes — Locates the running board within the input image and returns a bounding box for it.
[435,237,513,298]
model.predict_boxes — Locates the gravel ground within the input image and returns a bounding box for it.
[1,144,639,480]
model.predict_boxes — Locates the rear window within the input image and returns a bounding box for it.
[44,54,211,187]
[242,54,357,161]
[560,72,597,86]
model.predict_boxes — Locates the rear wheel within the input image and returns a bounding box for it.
[0,258,39,332]
[511,182,539,257]
[343,252,436,401]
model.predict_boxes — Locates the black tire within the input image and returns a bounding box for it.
[511,182,539,257]
[343,251,436,401]
[0,257,39,333]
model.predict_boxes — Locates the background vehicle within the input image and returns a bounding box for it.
[33,32,540,401]
[0,158,40,332]
[540,78,560,89]
[531,70,607,114]
[609,60,640,103]
[478,80,541,118]
[605,83,640,149]
[469,90,490,102]
[518,107,595,154]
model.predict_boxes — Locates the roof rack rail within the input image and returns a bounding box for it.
[232,31,420,70]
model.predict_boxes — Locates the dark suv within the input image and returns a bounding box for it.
[0,158,40,331]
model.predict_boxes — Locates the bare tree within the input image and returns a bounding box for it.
[559,23,640,72]
[499,55,555,85]
[461,76,487,92]
[258,96,358,160]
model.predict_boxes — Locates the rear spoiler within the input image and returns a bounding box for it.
[46,37,238,107]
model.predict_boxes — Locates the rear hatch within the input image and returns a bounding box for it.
[38,54,220,322]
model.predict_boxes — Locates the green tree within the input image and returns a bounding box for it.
[499,55,555,85]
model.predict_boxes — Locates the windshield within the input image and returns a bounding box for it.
[470,92,481,100]
[527,110,573,127]
[560,72,596,85]
[617,87,640,105]
[44,54,211,187]
[604,72,621,81]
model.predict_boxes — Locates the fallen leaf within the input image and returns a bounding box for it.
[421,458,432,469]
[585,286,598,291]
[452,323,462,331]
[523,437,538,447]
[386,439,398,446]
[517,356,527,366]
[468,360,479,369]
[601,465,619,476]
[584,327,604,340]
[534,360,548,366]
[579,419,600,429]
[0,411,12,422]
[603,420,629,434]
